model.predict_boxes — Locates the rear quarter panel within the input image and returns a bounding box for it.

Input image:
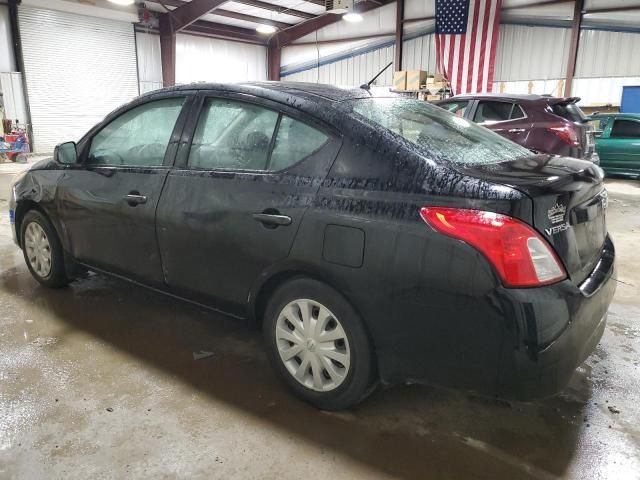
[286,117,535,390]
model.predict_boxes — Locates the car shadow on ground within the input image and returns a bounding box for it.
[0,267,593,480]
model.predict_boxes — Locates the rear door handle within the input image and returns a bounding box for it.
[124,193,147,206]
[508,128,526,133]
[252,212,292,227]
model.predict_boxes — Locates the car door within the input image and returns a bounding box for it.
[597,118,640,173]
[56,95,191,284]
[155,94,342,316]
[472,100,531,147]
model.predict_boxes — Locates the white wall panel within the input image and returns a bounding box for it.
[136,32,163,94]
[175,34,266,84]
[493,77,640,106]
[573,76,640,106]
[0,72,28,123]
[0,5,16,72]
[18,6,139,153]
[576,29,640,78]
[494,24,571,81]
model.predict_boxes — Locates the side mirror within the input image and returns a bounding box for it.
[54,141,77,165]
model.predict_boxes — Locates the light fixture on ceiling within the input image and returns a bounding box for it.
[342,12,363,23]
[107,0,135,5]
[256,24,277,34]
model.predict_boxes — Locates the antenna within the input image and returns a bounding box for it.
[360,62,393,91]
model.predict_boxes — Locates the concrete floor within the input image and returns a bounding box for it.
[0,160,639,480]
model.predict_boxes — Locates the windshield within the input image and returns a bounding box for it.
[347,98,531,166]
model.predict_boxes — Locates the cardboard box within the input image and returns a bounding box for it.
[393,71,407,91]
[406,70,428,90]
[426,73,446,84]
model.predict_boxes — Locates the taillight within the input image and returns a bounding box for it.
[420,207,566,288]
[546,124,580,146]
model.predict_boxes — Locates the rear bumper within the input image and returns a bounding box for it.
[495,235,616,400]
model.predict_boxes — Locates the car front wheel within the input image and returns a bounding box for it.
[21,210,69,288]
[263,277,376,410]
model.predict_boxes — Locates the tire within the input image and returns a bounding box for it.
[20,210,70,288]
[263,277,376,410]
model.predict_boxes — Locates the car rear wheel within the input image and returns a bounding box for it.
[21,210,69,288]
[263,277,376,410]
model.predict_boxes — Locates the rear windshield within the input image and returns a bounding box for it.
[551,102,588,123]
[347,98,531,166]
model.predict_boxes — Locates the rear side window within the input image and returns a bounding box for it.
[473,101,523,123]
[189,99,279,170]
[551,102,587,123]
[269,116,329,171]
[511,104,525,119]
[440,101,469,117]
[610,119,640,138]
[189,98,328,171]
[349,98,531,166]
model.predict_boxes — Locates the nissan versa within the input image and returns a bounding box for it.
[9,83,615,410]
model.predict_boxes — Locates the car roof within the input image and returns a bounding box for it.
[444,92,568,103]
[142,81,378,105]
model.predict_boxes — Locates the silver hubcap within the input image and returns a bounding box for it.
[24,222,52,278]
[276,299,350,392]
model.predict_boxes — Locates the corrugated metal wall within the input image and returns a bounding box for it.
[283,45,395,86]
[576,29,640,78]
[494,24,571,81]
[401,34,437,73]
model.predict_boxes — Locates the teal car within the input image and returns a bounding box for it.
[591,113,640,177]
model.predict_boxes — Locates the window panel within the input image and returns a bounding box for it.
[88,97,184,166]
[440,101,469,117]
[473,101,513,123]
[189,99,279,170]
[510,104,525,120]
[610,119,640,138]
[269,116,329,171]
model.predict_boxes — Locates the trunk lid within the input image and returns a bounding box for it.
[461,155,608,285]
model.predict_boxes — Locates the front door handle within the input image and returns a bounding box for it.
[508,128,526,133]
[252,212,292,227]
[124,192,147,206]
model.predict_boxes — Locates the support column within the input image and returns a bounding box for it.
[564,0,584,97]
[267,42,281,81]
[159,14,176,87]
[394,0,404,72]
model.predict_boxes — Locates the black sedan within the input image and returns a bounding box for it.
[9,82,615,410]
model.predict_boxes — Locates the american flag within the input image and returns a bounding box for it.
[435,0,502,95]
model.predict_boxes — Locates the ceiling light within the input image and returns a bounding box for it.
[256,25,277,34]
[107,0,135,5]
[342,12,363,23]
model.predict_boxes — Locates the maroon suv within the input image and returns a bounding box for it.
[436,94,597,161]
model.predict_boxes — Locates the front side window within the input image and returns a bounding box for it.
[88,97,184,166]
[349,97,531,166]
[610,119,640,138]
[189,98,329,171]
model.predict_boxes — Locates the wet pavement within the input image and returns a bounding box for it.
[0,165,639,479]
